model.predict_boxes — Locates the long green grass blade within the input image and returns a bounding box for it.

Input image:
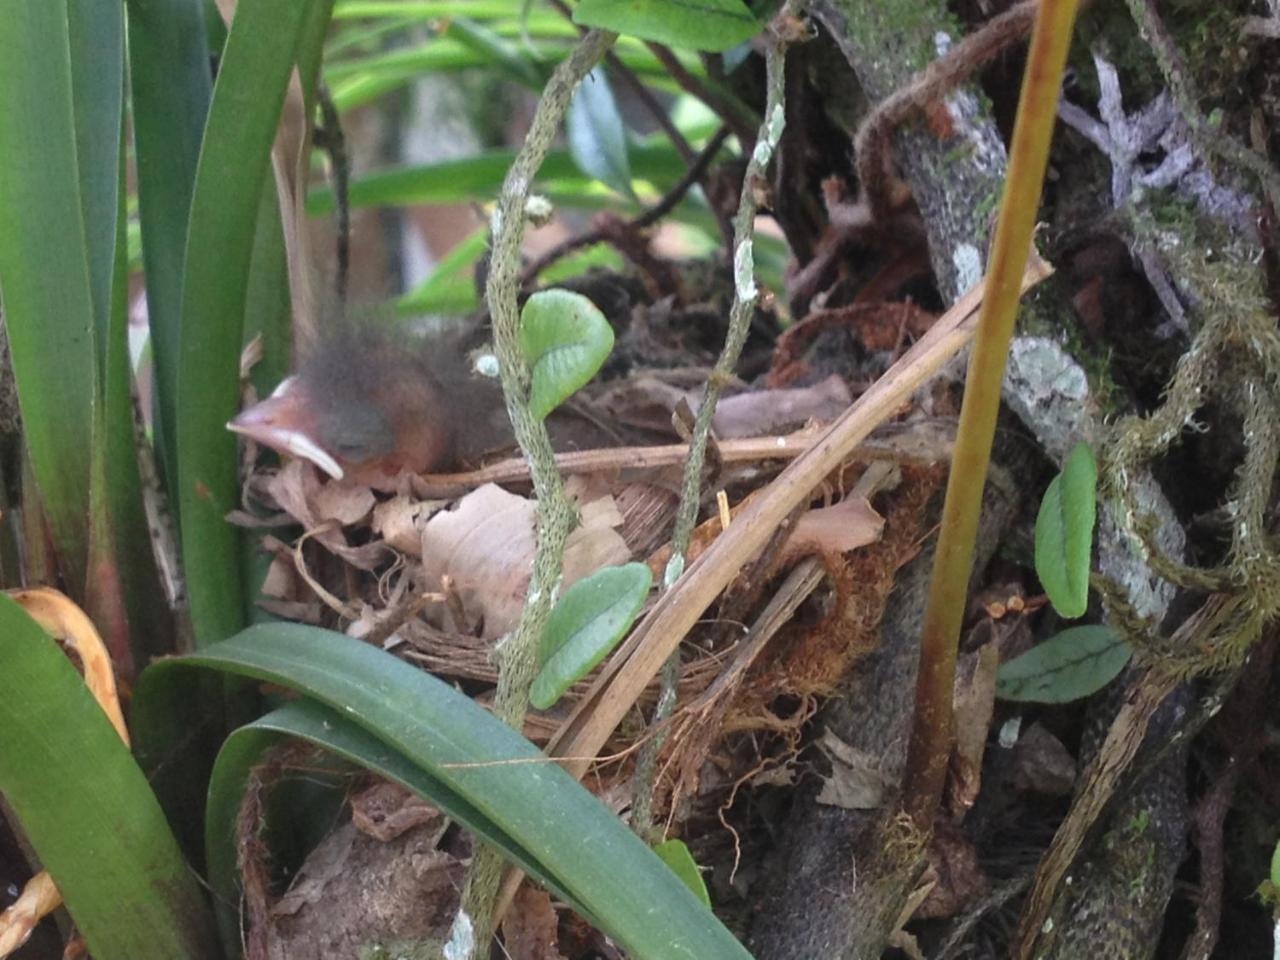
[176,0,332,647]
[87,115,172,674]
[139,624,753,959]
[126,0,215,502]
[309,135,707,211]
[0,596,217,960]
[0,0,103,592]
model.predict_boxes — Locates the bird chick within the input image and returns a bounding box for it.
[228,323,508,485]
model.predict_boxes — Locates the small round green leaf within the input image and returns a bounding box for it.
[653,839,711,908]
[1034,441,1098,619]
[531,562,652,710]
[567,67,635,200]
[996,624,1131,704]
[519,288,614,420]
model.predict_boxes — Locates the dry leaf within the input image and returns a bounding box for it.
[350,782,443,843]
[372,493,446,555]
[708,374,852,438]
[420,484,537,639]
[947,642,998,816]
[420,484,633,639]
[815,729,889,810]
[784,495,884,562]
[501,885,567,960]
[310,481,376,526]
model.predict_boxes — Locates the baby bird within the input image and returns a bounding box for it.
[228,323,512,485]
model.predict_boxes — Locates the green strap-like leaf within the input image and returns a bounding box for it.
[574,0,761,51]
[135,623,753,959]
[996,624,1131,703]
[1034,441,1098,618]
[0,0,105,590]
[126,0,216,505]
[653,839,711,908]
[532,562,652,709]
[567,67,636,199]
[0,596,218,960]
[176,0,334,647]
[519,289,615,420]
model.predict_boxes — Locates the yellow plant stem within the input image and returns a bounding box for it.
[902,0,1081,828]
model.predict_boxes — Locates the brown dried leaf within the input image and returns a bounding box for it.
[350,782,444,842]
[947,642,998,817]
[562,496,631,583]
[501,885,566,960]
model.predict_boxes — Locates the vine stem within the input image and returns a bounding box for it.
[455,27,617,956]
[629,4,799,838]
[901,0,1080,828]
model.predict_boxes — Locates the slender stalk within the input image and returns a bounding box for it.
[629,8,797,837]
[901,0,1080,828]
[457,27,617,954]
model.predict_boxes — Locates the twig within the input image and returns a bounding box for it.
[628,6,800,837]
[411,420,954,497]
[458,26,617,953]
[853,0,1038,221]
[520,125,733,285]
[1125,0,1280,209]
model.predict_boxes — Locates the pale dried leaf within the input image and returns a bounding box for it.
[260,552,297,600]
[350,782,443,843]
[785,495,884,561]
[709,374,852,438]
[562,496,631,583]
[310,481,376,526]
[815,729,889,810]
[372,493,444,555]
[420,484,538,639]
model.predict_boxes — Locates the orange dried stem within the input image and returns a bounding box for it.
[902,0,1080,828]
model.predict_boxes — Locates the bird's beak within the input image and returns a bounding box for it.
[227,376,346,480]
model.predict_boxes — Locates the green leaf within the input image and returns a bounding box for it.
[532,562,652,709]
[307,126,718,212]
[1034,441,1097,619]
[126,0,216,506]
[133,623,754,960]
[0,596,218,960]
[176,0,334,646]
[996,624,1131,703]
[519,289,615,420]
[574,0,760,52]
[653,839,711,908]
[567,67,635,200]
[0,0,102,590]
